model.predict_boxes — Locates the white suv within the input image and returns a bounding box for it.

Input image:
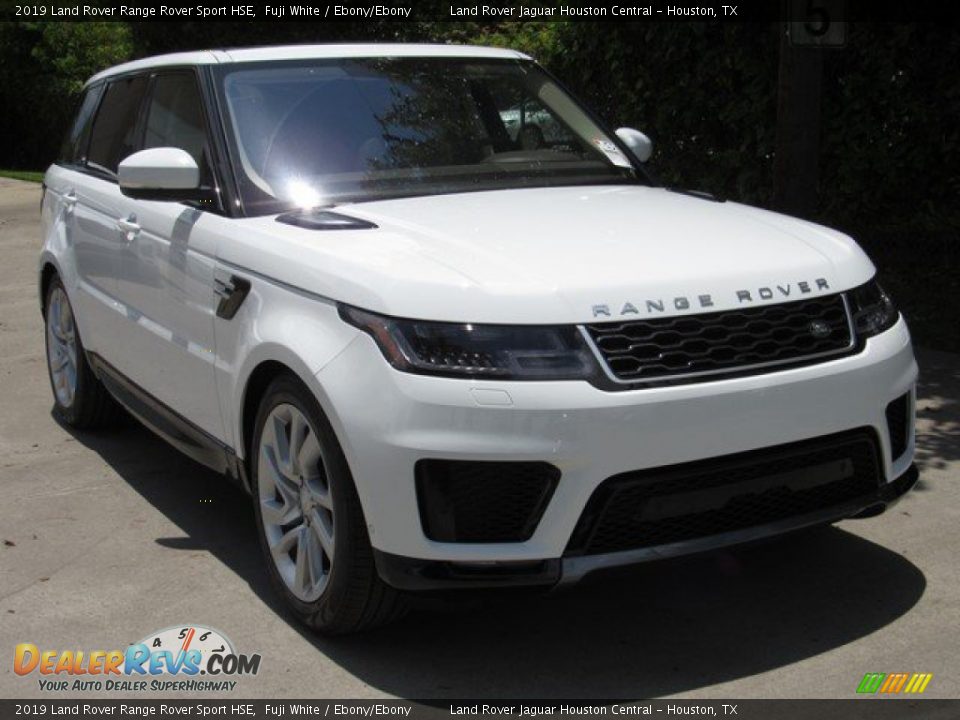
[40,44,918,634]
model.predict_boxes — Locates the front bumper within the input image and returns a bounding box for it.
[373,462,918,592]
[314,316,917,578]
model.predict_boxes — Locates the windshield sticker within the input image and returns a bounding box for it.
[593,137,633,168]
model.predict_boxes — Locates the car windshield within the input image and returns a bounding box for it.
[215,57,645,215]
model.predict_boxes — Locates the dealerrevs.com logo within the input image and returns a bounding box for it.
[14,624,261,693]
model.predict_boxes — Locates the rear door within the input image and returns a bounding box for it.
[44,83,103,342]
[110,69,226,441]
[70,74,150,359]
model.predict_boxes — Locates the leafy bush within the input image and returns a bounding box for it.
[0,22,132,169]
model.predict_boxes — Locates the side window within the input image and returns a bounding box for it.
[58,84,104,167]
[87,75,150,175]
[143,72,212,184]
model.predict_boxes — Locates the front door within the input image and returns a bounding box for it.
[110,70,226,443]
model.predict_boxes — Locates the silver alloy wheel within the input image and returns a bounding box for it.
[257,403,335,602]
[46,287,78,408]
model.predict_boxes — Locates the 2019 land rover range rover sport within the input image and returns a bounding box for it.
[40,44,918,634]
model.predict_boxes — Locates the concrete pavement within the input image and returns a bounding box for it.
[0,177,957,700]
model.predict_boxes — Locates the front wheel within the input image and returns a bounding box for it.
[251,374,404,634]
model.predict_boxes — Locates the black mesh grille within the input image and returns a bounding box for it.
[886,393,911,461]
[566,430,882,556]
[416,460,560,543]
[586,294,854,384]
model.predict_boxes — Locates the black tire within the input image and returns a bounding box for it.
[43,275,121,429]
[251,373,405,634]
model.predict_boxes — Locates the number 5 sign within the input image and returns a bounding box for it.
[789,0,847,47]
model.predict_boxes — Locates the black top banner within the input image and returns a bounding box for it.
[2,0,959,23]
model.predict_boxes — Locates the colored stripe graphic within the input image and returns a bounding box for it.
[882,673,909,693]
[857,673,886,693]
[857,672,932,694]
[913,674,933,694]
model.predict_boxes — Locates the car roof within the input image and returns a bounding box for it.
[86,43,531,86]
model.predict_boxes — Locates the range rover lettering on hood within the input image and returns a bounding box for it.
[592,278,831,319]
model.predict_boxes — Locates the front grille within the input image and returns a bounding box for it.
[416,460,559,543]
[585,294,854,385]
[566,430,882,556]
[886,393,912,461]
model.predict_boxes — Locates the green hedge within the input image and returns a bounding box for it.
[0,22,132,170]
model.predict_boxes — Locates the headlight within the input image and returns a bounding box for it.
[339,305,597,380]
[849,280,898,337]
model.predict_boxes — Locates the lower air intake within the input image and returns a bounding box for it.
[885,393,912,461]
[416,460,559,543]
[566,429,882,556]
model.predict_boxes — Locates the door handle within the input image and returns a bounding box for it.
[116,215,140,240]
[62,191,78,208]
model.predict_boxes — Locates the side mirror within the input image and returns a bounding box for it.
[615,127,653,163]
[118,147,200,201]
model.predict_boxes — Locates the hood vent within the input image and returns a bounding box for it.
[277,210,377,231]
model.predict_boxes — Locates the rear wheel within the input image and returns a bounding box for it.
[251,374,405,634]
[44,276,120,429]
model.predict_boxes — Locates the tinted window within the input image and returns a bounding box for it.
[143,72,211,182]
[87,75,149,175]
[217,58,642,215]
[58,84,103,166]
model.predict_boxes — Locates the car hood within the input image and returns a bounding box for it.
[224,185,875,324]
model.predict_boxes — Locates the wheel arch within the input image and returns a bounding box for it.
[234,343,352,467]
[38,255,62,318]
[240,358,291,469]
